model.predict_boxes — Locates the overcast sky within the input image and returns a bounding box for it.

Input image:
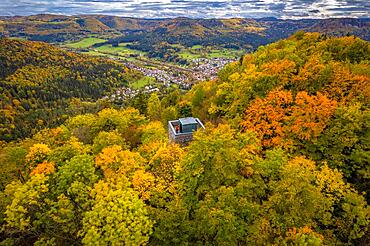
[0,0,369,19]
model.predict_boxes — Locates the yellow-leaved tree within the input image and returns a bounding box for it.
[80,180,153,245]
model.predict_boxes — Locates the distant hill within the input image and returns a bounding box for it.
[307,18,370,40]
[0,38,140,141]
[0,15,369,47]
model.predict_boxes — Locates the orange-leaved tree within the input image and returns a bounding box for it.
[241,90,337,148]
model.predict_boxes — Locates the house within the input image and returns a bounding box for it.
[168,117,205,145]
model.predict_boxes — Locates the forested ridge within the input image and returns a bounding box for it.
[0,38,141,141]
[0,33,369,245]
[1,15,369,46]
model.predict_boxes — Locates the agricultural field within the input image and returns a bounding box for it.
[95,43,145,56]
[80,50,118,60]
[8,36,27,41]
[73,42,148,62]
[179,46,242,60]
[130,76,156,89]
[64,37,107,48]
[178,51,203,60]
[62,36,240,66]
[191,45,203,49]
[207,48,243,58]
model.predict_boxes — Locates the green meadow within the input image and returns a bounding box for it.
[178,51,202,59]
[207,48,242,58]
[191,45,203,49]
[179,46,241,60]
[65,37,107,48]
[95,44,146,56]
[130,76,156,89]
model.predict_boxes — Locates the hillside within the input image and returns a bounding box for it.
[0,15,118,42]
[0,15,369,47]
[1,15,369,68]
[0,33,369,245]
[0,38,141,141]
[184,32,370,199]
[308,18,370,40]
[187,32,369,119]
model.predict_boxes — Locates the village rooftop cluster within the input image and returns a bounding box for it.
[104,58,235,103]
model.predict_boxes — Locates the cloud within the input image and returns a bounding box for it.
[0,0,368,19]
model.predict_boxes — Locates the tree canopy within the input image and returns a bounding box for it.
[0,33,369,245]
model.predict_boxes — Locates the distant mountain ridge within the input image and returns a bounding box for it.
[0,15,369,46]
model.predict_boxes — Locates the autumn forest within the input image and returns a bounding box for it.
[0,30,369,245]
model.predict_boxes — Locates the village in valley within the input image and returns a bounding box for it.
[104,57,236,103]
[60,37,239,103]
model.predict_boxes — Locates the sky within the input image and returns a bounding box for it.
[0,0,369,19]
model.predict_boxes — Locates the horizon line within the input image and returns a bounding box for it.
[1,13,369,21]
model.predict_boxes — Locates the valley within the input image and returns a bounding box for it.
[1,15,369,98]
[2,15,368,98]
[1,15,369,140]
[63,36,237,100]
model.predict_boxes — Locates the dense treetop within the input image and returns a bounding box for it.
[187,32,369,121]
[0,33,369,245]
[185,32,369,198]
